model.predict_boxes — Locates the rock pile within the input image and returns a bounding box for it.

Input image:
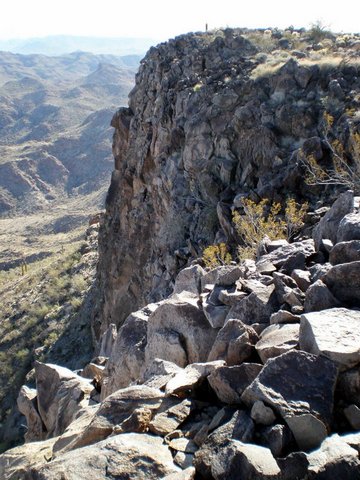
[2,190,360,479]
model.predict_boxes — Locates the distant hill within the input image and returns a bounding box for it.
[0,35,158,56]
[0,50,140,215]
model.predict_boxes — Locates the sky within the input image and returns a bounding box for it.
[0,0,358,41]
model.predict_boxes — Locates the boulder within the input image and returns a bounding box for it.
[270,310,300,324]
[149,398,194,436]
[207,319,258,364]
[203,301,230,328]
[330,240,360,265]
[241,350,338,428]
[225,281,278,325]
[211,440,281,480]
[65,385,164,451]
[165,361,224,396]
[0,437,57,480]
[300,308,360,370]
[34,362,93,438]
[255,324,300,363]
[304,279,340,312]
[291,269,311,292]
[194,409,254,478]
[256,239,315,274]
[101,306,154,400]
[163,467,196,480]
[250,400,276,426]
[337,212,360,242]
[17,386,45,442]
[98,323,117,357]
[344,404,360,430]
[323,261,360,306]
[25,433,180,480]
[260,423,294,457]
[145,294,218,368]
[337,367,360,404]
[200,265,242,290]
[142,358,183,390]
[312,190,354,250]
[208,363,263,404]
[286,413,327,451]
[173,264,205,295]
[307,434,360,479]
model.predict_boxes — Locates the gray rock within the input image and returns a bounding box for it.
[300,308,360,369]
[149,398,194,436]
[163,467,196,480]
[270,310,300,324]
[257,239,315,275]
[250,400,276,426]
[203,302,230,328]
[17,386,45,442]
[145,294,218,369]
[255,324,300,363]
[173,265,205,295]
[218,289,247,306]
[330,240,360,265]
[344,404,360,430]
[337,367,360,404]
[173,452,194,469]
[165,361,224,396]
[194,410,254,478]
[168,438,198,453]
[260,423,293,457]
[98,323,117,357]
[225,281,278,325]
[24,433,180,479]
[291,269,311,292]
[142,358,183,390]
[201,265,242,290]
[208,363,263,404]
[242,350,338,428]
[313,190,354,250]
[211,440,281,480]
[34,362,93,438]
[307,434,360,479]
[207,319,258,365]
[286,413,327,451]
[342,431,360,453]
[337,212,360,242]
[304,279,340,312]
[64,385,164,451]
[101,306,153,400]
[323,261,360,306]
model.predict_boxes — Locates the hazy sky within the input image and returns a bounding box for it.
[1,0,358,41]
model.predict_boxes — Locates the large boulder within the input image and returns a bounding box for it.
[307,434,360,479]
[256,239,315,274]
[210,440,281,480]
[329,240,360,265]
[322,261,360,307]
[145,294,218,368]
[64,385,164,451]
[34,362,93,438]
[241,351,338,446]
[101,305,157,400]
[225,281,278,325]
[173,264,205,295]
[207,319,258,364]
[24,433,180,480]
[17,386,45,442]
[304,280,340,312]
[300,308,360,370]
[337,212,360,242]
[208,363,263,404]
[312,190,354,250]
[98,323,117,357]
[255,324,300,363]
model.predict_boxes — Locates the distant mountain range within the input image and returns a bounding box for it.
[0,50,140,214]
[0,35,158,56]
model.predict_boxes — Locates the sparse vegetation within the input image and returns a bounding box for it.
[202,243,232,268]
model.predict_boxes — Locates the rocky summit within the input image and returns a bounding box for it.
[2,27,360,479]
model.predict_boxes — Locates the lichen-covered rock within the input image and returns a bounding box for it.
[322,261,360,307]
[255,324,300,363]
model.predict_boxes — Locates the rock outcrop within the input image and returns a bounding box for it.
[2,28,360,480]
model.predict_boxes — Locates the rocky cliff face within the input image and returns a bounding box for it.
[96,28,360,337]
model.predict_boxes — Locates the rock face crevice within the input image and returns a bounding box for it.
[95,29,360,336]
